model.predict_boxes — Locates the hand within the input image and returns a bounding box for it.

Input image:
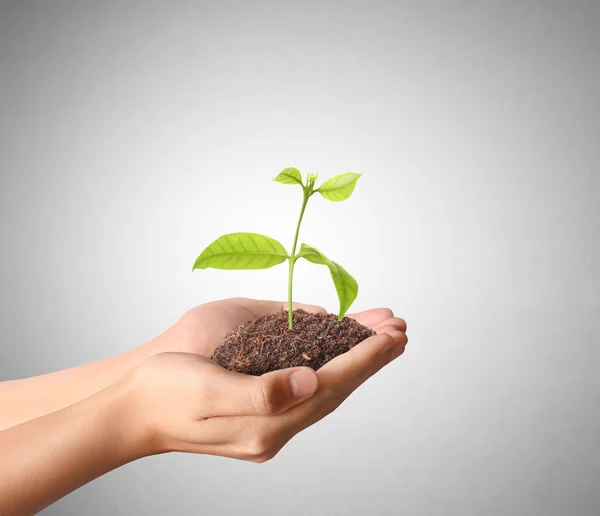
[154,297,407,357]
[121,301,407,462]
[0,298,406,515]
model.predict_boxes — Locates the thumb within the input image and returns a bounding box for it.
[201,363,319,417]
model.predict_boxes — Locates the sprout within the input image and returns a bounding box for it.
[193,168,362,329]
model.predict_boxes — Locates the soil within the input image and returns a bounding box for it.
[211,309,376,375]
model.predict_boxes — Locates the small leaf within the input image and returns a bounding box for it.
[297,243,358,319]
[316,172,361,201]
[193,233,288,270]
[273,167,303,186]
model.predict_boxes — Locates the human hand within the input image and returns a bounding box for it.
[154,297,406,358]
[0,299,406,516]
[120,303,407,462]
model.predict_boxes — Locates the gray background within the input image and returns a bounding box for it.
[1,1,599,515]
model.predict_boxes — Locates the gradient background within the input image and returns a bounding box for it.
[1,1,599,515]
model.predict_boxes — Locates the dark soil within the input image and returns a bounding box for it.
[211,309,376,375]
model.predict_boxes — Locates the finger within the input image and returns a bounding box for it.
[375,324,401,335]
[279,331,407,433]
[318,330,407,385]
[346,308,394,328]
[188,331,407,454]
[372,317,407,334]
[233,298,326,318]
[199,361,319,417]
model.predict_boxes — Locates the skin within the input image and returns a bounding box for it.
[0,298,407,515]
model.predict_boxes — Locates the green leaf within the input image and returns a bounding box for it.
[193,233,288,270]
[296,243,358,319]
[316,172,362,201]
[273,167,303,186]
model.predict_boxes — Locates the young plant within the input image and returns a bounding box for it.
[193,168,362,329]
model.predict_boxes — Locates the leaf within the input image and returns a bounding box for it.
[193,233,288,270]
[316,172,361,201]
[296,243,358,319]
[273,167,303,186]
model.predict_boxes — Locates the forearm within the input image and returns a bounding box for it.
[0,379,143,516]
[0,338,165,430]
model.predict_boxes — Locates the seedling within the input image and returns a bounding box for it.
[193,168,362,329]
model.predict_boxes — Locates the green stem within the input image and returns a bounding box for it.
[288,188,310,329]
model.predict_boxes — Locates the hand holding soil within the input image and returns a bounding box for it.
[0,298,407,514]
[0,169,409,514]
[155,297,407,371]
[119,297,408,461]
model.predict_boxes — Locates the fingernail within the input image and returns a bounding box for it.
[290,370,318,398]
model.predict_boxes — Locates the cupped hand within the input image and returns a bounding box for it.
[123,298,407,462]
[155,297,406,357]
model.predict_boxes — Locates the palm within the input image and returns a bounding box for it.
[169,298,405,358]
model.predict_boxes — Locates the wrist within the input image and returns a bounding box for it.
[97,374,153,462]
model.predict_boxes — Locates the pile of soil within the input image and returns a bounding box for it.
[211,309,376,375]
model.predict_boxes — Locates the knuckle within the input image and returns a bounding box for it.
[250,381,274,415]
[381,333,394,346]
[251,448,278,464]
[324,381,349,409]
[246,434,277,462]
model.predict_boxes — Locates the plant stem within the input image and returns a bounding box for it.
[288,188,310,329]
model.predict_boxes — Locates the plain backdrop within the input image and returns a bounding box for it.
[0,1,599,515]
